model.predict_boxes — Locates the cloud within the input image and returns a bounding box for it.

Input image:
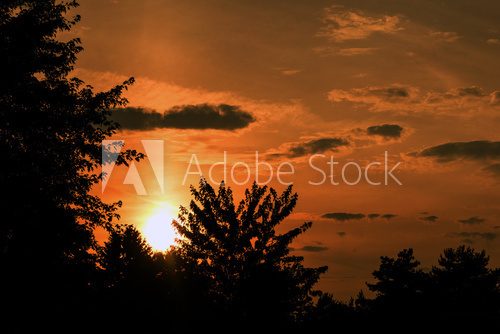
[319,5,402,42]
[321,212,396,221]
[458,216,486,225]
[448,232,496,241]
[415,141,500,162]
[330,85,410,102]
[279,68,302,76]
[455,86,486,97]
[273,137,349,158]
[490,91,500,105]
[337,231,347,237]
[112,104,256,130]
[298,245,329,252]
[268,123,407,160]
[430,31,460,42]
[337,47,379,56]
[366,124,403,138]
[483,163,500,177]
[322,212,365,221]
[328,85,499,114]
[420,215,439,222]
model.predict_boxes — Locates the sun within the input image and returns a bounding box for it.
[142,204,178,251]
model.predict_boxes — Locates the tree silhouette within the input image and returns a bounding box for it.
[173,180,327,328]
[367,248,426,304]
[0,0,142,325]
[347,246,500,330]
[97,224,175,328]
[430,246,500,322]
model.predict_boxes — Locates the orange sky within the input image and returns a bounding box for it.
[78,0,500,300]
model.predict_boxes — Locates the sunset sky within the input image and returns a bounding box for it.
[76,0,500,299]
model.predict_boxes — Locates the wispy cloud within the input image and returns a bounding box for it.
[486,38,500,45]
[269,137,349,158]
[337,47,379,56]
[319,5,403,42]
[280,68,302,76]
[448,231,496,241]
[430,31,460,42]
[328,85,499,115]
[458,216,486,225]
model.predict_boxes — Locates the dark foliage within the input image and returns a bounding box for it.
[0,0,142,328]
[173,180,328,329]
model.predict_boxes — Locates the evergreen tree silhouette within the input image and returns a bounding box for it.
[430,245,500,326]
[367,248,427,308]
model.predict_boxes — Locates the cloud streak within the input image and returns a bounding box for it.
[430,31,460,42]
[415,141,500,162]
[319,6,402,42]
[449,232,496,241]
[458,216,486,225]
[271,137,350,158]
[321,212,396,221]
[337,47,379,56]
[112,104,256,130]
[298,245,329,252]
[420,215,439,222]
[328,85,499,114]
[322,212,365,221]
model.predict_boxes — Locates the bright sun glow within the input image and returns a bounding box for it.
[142,204,178,251]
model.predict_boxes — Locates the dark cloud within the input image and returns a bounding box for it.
[359,86,410,99]
[369,87,410,98]
[337,231,347,237]
[483,163,500,177]
[322,212,396,221]
[286,137,349,158]
[322,212,365,221]
[420,215,439,222]
[366,124,403,138]
[416,141,500,162]
[112,104,256,130]
[456,86,485,97]
[299,245,329,252]
[491,91,500,105]
[458,216,485,225]
[449,232,496,241]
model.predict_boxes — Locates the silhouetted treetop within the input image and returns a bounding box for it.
[1,2,142,324]
[173,180,327,327]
